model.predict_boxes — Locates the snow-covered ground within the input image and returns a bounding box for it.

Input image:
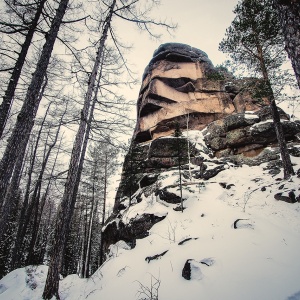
[1,132,300,300]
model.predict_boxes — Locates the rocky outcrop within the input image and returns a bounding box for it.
[203,106,300,157]
[102,213,167,254]
[134,43,266,143]
[274,191,298,203]
[114,136,202,203]
[104,43,300,263]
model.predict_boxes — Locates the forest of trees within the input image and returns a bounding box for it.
[0,0,299,299]
[0,0,174,299]
[219,0,297,179]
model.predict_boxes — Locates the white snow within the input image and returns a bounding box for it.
[187,260,203,280]
[244,111,259,119]
[0,266,49,300]
[1,141,300,300]
[250,119,290,131]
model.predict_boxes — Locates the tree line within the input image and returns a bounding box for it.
[0,0,174,299]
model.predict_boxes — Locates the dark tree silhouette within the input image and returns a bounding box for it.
[219,0,294,179]
[273,0,300,89]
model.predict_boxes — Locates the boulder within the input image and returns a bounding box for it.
[224,113,259,130]
[140,174,158,188]
[274,190,298,203]
[155,187,182,204]
[204,107,300,156]
[193,163,226,180]
[182,259,203,280]
[102,213,167,255]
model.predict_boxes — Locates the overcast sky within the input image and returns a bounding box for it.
[119,0,239,93]
[107,0,240,128]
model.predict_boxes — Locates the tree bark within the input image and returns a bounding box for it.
[26,117,63,265]
[0,151,24,278]
[79,202,88,278]
[0,0,69,237]
[0,0,47,138]
[274,0,300,89]
[9,102,51,270]
[99,153,108,266]
[43,1,116,298]
[84,174,96,278]
[256,42,294,179]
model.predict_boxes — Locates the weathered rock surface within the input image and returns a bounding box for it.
[204,107,300,157]
[155,187,182,204]
[102,213,167,254]
[134,42,265,143]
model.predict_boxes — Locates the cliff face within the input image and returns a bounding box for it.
[104,43,300,256]
[134,42,266,143]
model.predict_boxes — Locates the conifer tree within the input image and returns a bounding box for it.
[273,0,300,89]
[0,0,70,242]
[122,141,144,205]
[219,0,294,179]
[0,0,47,138]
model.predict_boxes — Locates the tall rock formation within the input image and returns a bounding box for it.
[134,43,264,143]
[103,43,300,257]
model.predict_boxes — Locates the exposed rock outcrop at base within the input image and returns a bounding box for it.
[102,213,167,254]
[203,107,300,157]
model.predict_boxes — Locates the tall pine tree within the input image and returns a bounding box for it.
[219,0,294,179]
[273,0,300,89]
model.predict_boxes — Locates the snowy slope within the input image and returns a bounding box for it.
[1,132,300,300]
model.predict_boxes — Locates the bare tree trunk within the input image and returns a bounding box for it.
[37,196,54,264]
[66,48,105,276]
[0,0,47,138]
[10,103,51,270]
[84,173,96,278]
[269,96,294,179]
[75,196,84,275]
[26,115,63,265]
[185,112,192,181]
[35,134,64,265]
[37,135,63,264]
[274,0,300,89]
[178,155,183,212]
[0,0,69,239]
[99,153,108,265]
[79,201,88,278]
[43,2,116,298]
[0,151,24,278]
[0,101,50,249]
[256,42,294,179]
